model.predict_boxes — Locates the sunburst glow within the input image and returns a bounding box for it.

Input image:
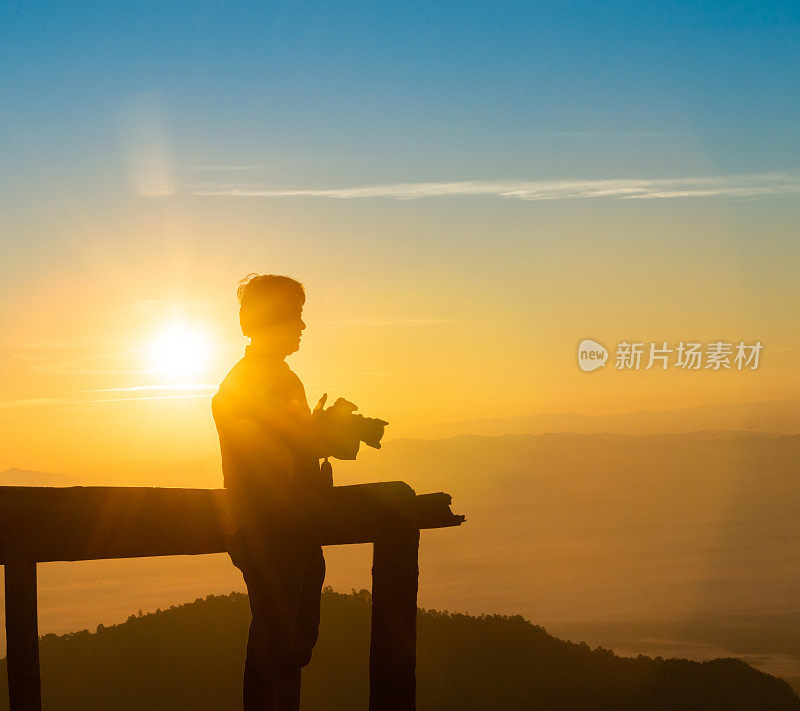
[147,322,212,379]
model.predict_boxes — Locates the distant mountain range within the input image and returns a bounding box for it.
[398,398,800,439]
[0,590,796,710]
[0,468,80,487]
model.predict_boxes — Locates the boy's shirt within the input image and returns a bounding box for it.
[212,346,326,536]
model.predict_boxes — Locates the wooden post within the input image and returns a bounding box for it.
[4,560,42,711]
[369,524,420,711]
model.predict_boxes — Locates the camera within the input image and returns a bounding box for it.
[312,395,388,460]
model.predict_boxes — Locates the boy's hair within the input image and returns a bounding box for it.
[237,273,305,337]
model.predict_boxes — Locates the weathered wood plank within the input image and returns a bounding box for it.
[0,483,464,563]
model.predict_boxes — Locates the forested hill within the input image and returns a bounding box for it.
[2,589,797,710]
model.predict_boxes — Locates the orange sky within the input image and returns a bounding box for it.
[1,194,798,474]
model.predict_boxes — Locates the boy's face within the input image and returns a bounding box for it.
[262,303,306,357]
[283,305,306,355]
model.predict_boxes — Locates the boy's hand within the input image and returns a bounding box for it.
[311,394,388,460]
[312,393,361,460]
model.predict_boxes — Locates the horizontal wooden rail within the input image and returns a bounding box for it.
[0,482,463,563]
[0,482,464,711]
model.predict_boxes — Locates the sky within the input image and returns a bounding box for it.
[1,1,799,472]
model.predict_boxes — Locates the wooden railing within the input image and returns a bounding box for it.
[0,482,464,711]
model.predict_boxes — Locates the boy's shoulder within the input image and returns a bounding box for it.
[212,358,248,409]
[212,357,296,410]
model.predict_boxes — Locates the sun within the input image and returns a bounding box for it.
[148,322,212,379]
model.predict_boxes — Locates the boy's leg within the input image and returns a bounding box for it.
[235,544,325,710]
[293,545,326,668]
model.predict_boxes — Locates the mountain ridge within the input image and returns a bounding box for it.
[1,590,797,710]
[397,397,800,439]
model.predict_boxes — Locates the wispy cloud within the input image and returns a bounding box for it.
[82,384,216,394]
[529,130,675,138]
[0,391,213,411]
[10,351,156,376]
[191,171,800,201]
[78,393,213,404]
[317,318,453,329]
[194,165,268,172]
[0,397,65,411]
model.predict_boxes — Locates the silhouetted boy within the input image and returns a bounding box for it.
[212,274,337,710]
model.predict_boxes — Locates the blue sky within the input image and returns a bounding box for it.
[3,1,799,189]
